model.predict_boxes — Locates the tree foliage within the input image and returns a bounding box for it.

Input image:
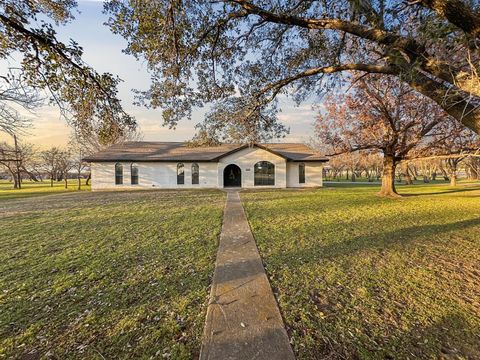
[189,98,287,145]
[105,0,480,137]
[315,75,449,196]
[0,0,136,144]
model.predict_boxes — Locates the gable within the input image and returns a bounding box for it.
[219,146,286,164]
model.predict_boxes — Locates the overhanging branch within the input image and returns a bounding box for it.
[258,63,397,99]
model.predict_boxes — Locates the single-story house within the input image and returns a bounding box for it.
[83,142,328,190]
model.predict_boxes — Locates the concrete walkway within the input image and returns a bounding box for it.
[200,190,295,360]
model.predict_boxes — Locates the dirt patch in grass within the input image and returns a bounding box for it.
[242,183,480,359]
[0,189,225,359]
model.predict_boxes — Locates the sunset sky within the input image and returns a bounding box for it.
[0,0,317,149]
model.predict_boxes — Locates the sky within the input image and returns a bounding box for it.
[0,0,318,149]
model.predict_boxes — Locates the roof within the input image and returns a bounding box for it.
[83,142,329,162]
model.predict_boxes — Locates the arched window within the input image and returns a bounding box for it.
[177,163,184,185]
[191,163,199,185]
[131,163,139,185]
[254,161,275,186]
[299,163,305,184]
[115,163,123,185]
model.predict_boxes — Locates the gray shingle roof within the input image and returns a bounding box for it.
[83,142,328,162]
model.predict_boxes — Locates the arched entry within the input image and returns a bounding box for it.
[223,164,241,187]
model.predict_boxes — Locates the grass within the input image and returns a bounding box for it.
[0,180,91,201]
[241,182,480,359]
[0,189,225,359]
[323,177,453,184]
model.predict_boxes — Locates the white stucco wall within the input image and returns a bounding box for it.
[218,147,287,188]
[90,146,325,190]
[90,161,218,190]
[286,162,324,187]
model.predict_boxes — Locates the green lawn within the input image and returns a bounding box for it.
[0,180,90,201]
[242,183,480,359]
[0,189,224,359]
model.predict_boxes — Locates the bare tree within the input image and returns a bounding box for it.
[465,157,480,179]
[68,138,89,190]
[56,150,73,189]
[41,148,62,188]
[0,137,38,188]
[315,76,447,197]
[429,121,480,186]
[0,70,43,135]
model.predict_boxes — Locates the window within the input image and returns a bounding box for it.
[131,163,139,185]
[115,163,123,185]
[254,161,275,186]
[177,163,184,185]
[192,163,199,185]
[299,163,305,184]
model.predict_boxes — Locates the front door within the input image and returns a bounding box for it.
[224,164,242,187]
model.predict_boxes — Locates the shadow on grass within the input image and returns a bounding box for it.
[299,310,480,359]
[270,217,480,265]
[401,186,480,197]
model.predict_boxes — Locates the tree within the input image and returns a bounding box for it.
[41,147,62,188]
[189,99,288,145]
[68,138,89,190]
[428,121,480,186]
[323,155,346,180]
[0,1,136,141]
[0,138,38,188]
[0,70,43,135]
[465,156,480,179]
[400,161,414,185]
[104,0,480,136]
[362,152,383,182]
[56,150,73,189]
[315,75,447,197]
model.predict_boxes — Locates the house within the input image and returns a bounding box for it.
[83,142,328,190]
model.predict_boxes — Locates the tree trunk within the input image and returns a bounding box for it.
[50,177,54,187]
[77,173,81,190]
[10,170,19,189]
[418,0,480,40]
[64,174,68,189]
[378,154,400,197]
[404,171,413,185]
[449,164,458,186]
[402,163,413,185]
[86,172,91,186]
[450,174,457,186]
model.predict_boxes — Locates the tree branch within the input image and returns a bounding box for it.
[228,0,425,58]
[258,63,397,98]
[412,0,480,39]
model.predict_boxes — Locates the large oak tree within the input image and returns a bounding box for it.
[0,0,136,144]
[105,0,480,136]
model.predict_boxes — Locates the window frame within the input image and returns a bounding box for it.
[115,163,123,185]
[191,163,199,185]
[177,163,185,185]
[131,163,139,185]
[254,161,275,186]
[299,163,306,184]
